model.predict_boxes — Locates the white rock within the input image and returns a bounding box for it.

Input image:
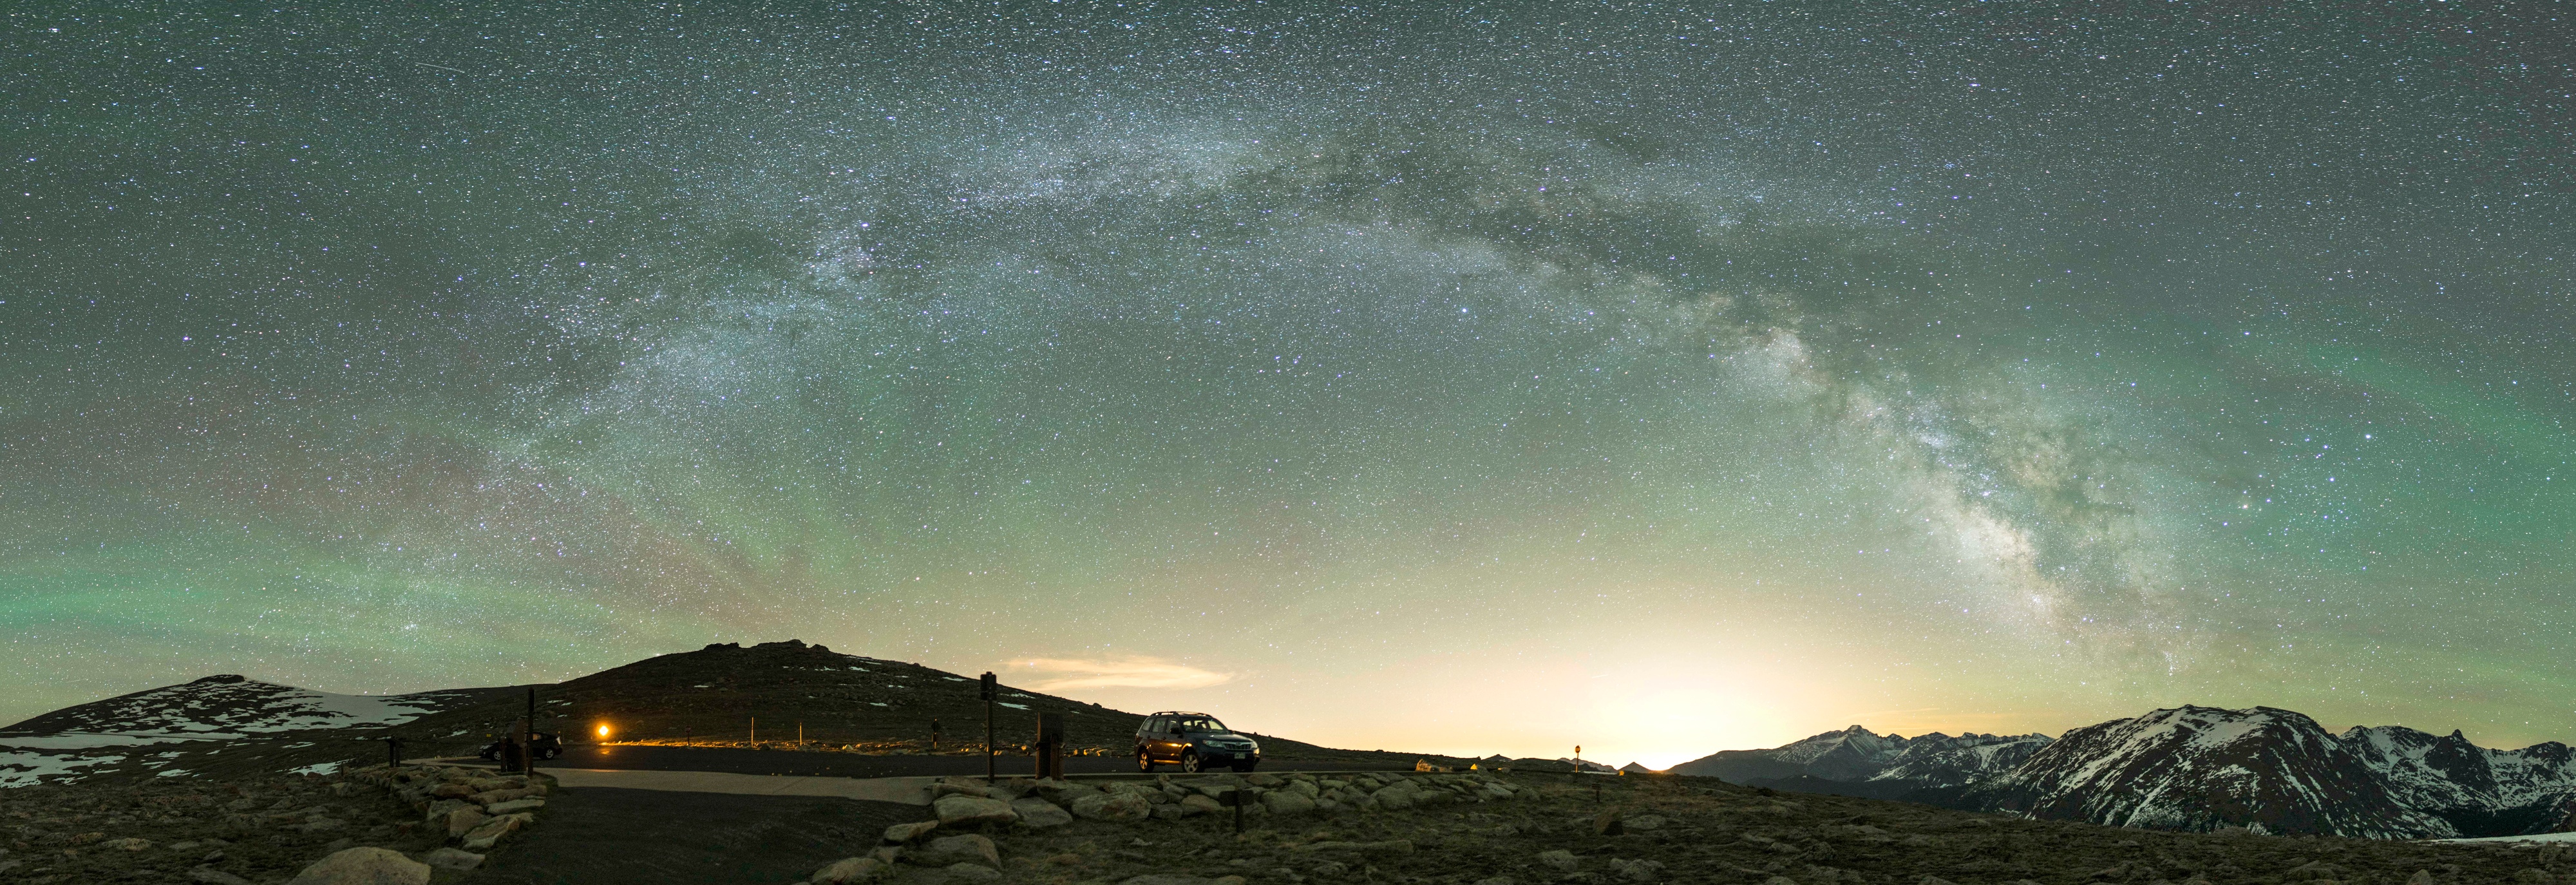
[1262,791,1318,816]
[943,862,1003,882]
[444,807,488,839]
[189,869,253,885]
[285,847,432,885]
[1609,859,1664,882]
[484,798,545,815]
[810,857,888,884]
[459,812,535,851]
[1069,792,1153,822]
[884,821,942,844]
[1537,850,1580,872]
[1011,797,1074,829]
[916,834,1001,870]
[419,848,484,871]
[933,795,1019,828]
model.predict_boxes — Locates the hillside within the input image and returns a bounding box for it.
[0,640,1454,788]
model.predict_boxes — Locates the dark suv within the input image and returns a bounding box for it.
[1135,711,1260,773]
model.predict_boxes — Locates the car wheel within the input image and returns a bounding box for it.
[1180,751,1203,774]
[1137,749,1157,772]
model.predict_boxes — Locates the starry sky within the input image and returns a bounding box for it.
[3,2,2570,767]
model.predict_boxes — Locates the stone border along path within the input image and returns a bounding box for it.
[262,763,560,883]
[806,769,1537,884]
[546,768,943,804]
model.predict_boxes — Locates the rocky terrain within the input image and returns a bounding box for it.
[1669,707,2576,839]
[808,769,2576,885]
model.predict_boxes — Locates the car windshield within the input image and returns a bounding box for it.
[1173,716,1227,733]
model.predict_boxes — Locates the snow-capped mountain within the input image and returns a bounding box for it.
[1,674,489,741]
[2342,724,2576,836]
[1665,725,2049,788]
[1870,731,2057,790]
[1962,706,2448,838]
[1671,705,2576,838]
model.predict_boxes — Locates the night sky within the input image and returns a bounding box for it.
[3,3,2569,766]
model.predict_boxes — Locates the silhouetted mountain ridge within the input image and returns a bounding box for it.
[1669,705,2576,839]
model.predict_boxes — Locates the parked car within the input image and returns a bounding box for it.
[1135,711,1260,772]
[478,731,562,762]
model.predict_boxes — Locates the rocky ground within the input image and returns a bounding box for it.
[834,771,2576,885]
[12,765,2575,885]
[0,765,545,884]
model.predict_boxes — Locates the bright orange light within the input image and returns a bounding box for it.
[596,724,611,738]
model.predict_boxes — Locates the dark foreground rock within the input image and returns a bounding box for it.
[823,772,2576,885]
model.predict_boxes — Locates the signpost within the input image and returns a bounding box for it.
[1220,788,1257,833]
[980,672,998,783]
[1034,712,1065,780]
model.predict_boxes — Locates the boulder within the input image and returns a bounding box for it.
[914,834,1001,869]
[884,821,942,844]
[933,795,1019,828]
[106,837,151,851]
[1011,797,1074,829]
[419,848,485,871]
[943,862,1003,882]
[1624,815,1665,832]
[1294,841,1413,856]
[285,847,433,885]
[1034,778,1099,804]
[460,812,535,850]
[421,799,469,823]
[810,857,888,884]
[1122,877,1229,885]
[1068,792,1153,822]
[189,868,253,885]
[470,787,542,806]
[1261,791,1318,816]
[1538,850,1580,872]
[1245,773,1284,787]
[932,783,994,800]
[1285,780,1321,799]
[1373,785,1417,810]
[1591,808,1624,836]
[484,798,545,815]
[1180,795,1222,815]
[444,807,488,839]
[1609,859,1664,882]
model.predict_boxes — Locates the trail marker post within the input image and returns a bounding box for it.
[1220,788,1256,833]
[980,672,998,783]
[1035,712,1065,780]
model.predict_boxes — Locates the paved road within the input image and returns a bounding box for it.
[534,745,1411,778]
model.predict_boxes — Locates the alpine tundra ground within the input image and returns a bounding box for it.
[6,765,2572,885]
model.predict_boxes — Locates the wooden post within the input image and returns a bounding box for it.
[1222,788,1255,833]
[1035,712,1065,780]
[979,672,998,783]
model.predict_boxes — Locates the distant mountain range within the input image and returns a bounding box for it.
[1669,705,2576,839]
